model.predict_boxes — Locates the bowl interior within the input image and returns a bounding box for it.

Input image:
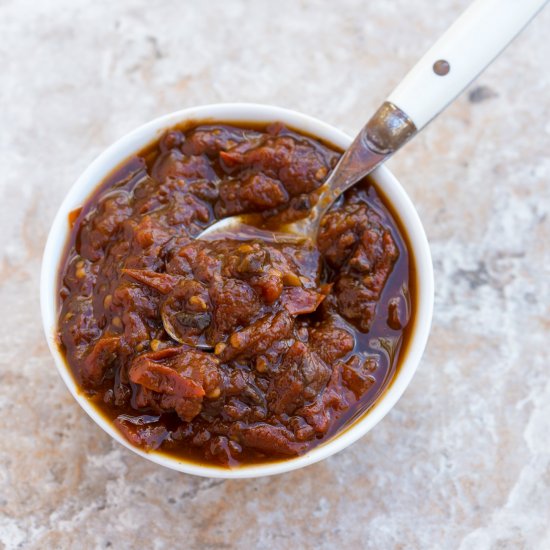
[41,103,433,478]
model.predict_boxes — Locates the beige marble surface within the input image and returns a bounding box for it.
[1,0,550,548]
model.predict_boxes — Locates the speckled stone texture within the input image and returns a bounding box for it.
[1,0,549,548]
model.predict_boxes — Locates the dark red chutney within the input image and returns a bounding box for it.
[57,122,415,467]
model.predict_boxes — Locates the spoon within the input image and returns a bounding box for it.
[198,0,547,243]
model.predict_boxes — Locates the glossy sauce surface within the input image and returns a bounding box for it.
[57,122,414,467]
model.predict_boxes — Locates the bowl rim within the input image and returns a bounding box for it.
[40,102,434,479]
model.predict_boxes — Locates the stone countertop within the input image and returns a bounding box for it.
[1,0,549,548]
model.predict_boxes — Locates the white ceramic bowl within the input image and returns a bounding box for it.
[41,103,434,479]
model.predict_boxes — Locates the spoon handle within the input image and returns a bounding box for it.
[305,0,547,234]
[384,0,548,137]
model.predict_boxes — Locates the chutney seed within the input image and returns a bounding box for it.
[315,166,328,180]
[189,295,207,310]
[150,339,161,352]
[214,342,226,355]
[255,356,268,373]
[207,387,221,399]
[282,272,301,287]
[103,294,113,309]
[112,316,122,328]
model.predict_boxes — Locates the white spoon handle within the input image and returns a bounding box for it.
[388,0,548,131]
